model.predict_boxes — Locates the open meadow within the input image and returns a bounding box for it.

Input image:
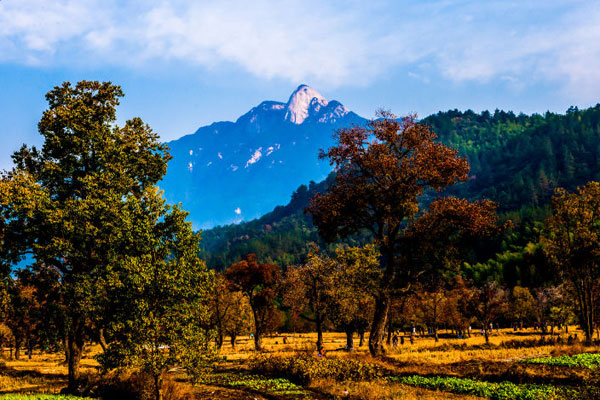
[0,327,596,399]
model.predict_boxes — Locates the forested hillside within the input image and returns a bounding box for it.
[429,106,600,215]
[200,105,600,270]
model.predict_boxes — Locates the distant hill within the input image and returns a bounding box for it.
[159,85,364,229]
[199,104,600,270]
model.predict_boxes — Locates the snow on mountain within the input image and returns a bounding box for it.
[160,85,364,229]
[245,147,262,168]
[285,84,328,124]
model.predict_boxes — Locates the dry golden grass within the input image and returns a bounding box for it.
[0,326,592,399]
[221,326,590,363]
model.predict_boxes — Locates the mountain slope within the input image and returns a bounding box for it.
[199,104,600,269]
[159,85,364,228]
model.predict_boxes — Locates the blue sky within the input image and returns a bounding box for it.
[1,0,599,170]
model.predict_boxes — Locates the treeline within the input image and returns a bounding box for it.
[209,247,576,353]
[427,106,600,215]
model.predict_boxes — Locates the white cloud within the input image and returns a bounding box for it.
[1,1,599,100]
[234,207,242,215]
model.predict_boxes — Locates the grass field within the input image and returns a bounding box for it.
[0,327,596,399]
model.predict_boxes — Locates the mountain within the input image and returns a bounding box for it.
[199,104,600,271]
[159,85,364,229]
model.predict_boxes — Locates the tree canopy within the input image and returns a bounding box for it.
[308,112,502,356]
[542,182,600,344]
[0,81,212,397]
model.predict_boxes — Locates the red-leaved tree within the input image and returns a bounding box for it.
[225,254,281,351]
[308,112,502,355]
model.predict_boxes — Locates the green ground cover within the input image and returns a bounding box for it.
[390,375,570,400]
[524,352,600,369]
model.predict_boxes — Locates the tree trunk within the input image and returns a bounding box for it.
[154,373,163,400]
[359,331,365,347]
[254,333,262,351]
[98,328,108,353]
[484,326,489,343]
[345,328,355,350]
[584,282,594,345]
[369,293,390,356]
[28,341,32,359]
[14,342,20,361]
[230,334,237,348]
[250,300,263,351]
[574,278,594,345]
[434,326,439,342]
[216,332,224,350]
[67,327,85,393]
[315,315,324,352]
[63,335,70,364]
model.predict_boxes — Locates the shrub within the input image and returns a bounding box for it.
[249,354,385,384]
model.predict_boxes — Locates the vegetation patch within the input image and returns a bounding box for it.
[390,375,569,400]
[250,354,385,384]
[523,353,600,369]
[200,372,310,397]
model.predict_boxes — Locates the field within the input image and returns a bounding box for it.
[0,327,595,399]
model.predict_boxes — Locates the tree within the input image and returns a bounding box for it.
[225,254,281,351]
[1,81,171,390]
[331,244,380,349]
[211,273,252,350]
[406,196,503,342]
[542,182,600,344]
[416,283,446,342]
[462,281,506,343]
[18,264,68,358]
[4,278,40,359]
[223,293,253,349]
[284,244,337,352]
[308,112,471,355]
[98,188,214,400]
[545,285,576,334]
[508,286,536,328]
[443,276,473,337]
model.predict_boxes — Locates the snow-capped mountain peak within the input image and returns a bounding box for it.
[285,84,328,124]
[161,85,363,228]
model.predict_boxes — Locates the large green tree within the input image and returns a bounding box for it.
[1,81,172,390]
[331,244,380,349]
[98,188,214,400]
